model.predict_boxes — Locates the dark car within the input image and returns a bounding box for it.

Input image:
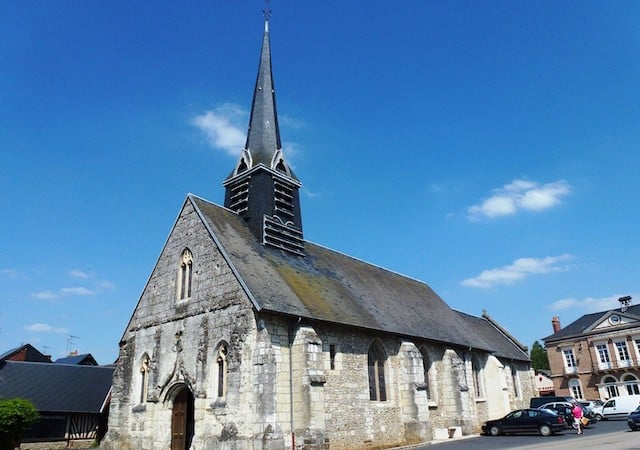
[482,409,566,437]
[628,406,640,431]
[537,401,594,428]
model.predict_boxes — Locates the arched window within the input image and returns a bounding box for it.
[511,365,520,398]
[568,378,584,400]
[603,375,619,398]
[140,354,150,403]
[623,374,640,395]
[419,346,433,400]
[471,356,483,398]
[368,340,387,401]
[215,343,228,398]
[177,249,193,300]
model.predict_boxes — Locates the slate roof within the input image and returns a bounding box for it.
[543,304,640,344]
[0,361,114,413]
[453,311,530,361]
[54,353,98,366]
[191,195,519,353]
[0,344,51,363]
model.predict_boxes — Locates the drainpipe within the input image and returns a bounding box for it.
[289,317,301,449]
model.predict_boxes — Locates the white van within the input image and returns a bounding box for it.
[601,395,640,419]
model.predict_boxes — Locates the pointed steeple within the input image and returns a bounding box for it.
[223,17,304,256]
[244,19,282,167]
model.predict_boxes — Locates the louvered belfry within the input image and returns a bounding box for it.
[223,19,304,257]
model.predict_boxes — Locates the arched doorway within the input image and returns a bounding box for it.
[171,387,194,450]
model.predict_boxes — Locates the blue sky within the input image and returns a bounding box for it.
[1,1,639,365]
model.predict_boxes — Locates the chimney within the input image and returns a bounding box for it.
[619,295,632,313]
[552,316,561,333]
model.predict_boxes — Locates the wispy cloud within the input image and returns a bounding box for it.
[468,179,571,220]
[32,270,113,300]
[462,254,574,288]
[549,294,636,312]
[192,104,247,156]
[32,290,61,300]
[69,269,91,279]
[25,323,69,334]
[1,269,27,280]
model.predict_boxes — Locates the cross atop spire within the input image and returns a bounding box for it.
[263,0,272,23]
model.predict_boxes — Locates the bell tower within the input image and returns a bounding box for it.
[223,18,304,256]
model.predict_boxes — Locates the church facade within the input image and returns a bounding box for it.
[103,18,534,450]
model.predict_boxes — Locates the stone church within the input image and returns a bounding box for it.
[103,17,534,450]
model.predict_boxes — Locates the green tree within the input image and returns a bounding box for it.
[0,398,39,450]
[530,340,550,371]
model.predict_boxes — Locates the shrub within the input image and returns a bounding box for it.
[0,398,39,450]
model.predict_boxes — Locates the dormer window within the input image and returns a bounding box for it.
[275,158,287,173]
[237,157,248,173]
[177,249,193,300]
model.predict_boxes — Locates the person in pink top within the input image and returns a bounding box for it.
[571,402,584,434]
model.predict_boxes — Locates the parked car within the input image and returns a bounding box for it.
[628,406,640,431]
[482,409,566,437]
[537,401,595,428]
[529,396,575,409]
[600,395,640,420]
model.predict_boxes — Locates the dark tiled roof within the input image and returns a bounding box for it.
[54,354,98,366]
[453,311,530,361]
[192,195,507,352]
[0,344,51,363]
[543,304,640,343]
[0,361,113,413]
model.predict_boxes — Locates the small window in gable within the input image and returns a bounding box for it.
[140,354,150,403]
[215,343,228,398]
[368,340,387,402]
[177,249,193,300]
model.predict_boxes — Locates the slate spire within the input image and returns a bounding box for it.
[223,17,304,256]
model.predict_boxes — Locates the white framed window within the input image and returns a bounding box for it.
[615,340,631,368]
[623,374,640,395]
[568,378,584,400]
[562,347,578,374]
[596,342,612,369]
[602,375,619,399]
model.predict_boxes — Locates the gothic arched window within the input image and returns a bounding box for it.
[177,249,193,300]
[140,354,150,403]
[471,356,484,398]
[368,340,387,401]
[215,343,228,398]
[419,346,433,400]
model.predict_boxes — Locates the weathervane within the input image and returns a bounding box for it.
[263,0,272,21]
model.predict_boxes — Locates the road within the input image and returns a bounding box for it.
[406,419,638,449]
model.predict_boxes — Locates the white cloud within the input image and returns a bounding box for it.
[1,269,27,280]
[461,254,573,288]
[69,269,91,279]
[468,179,571,220]
[60,287,96,296]
[192,104,247,156]
[549,294,633,312]
[25,323,69,334]
[32,290,60,300]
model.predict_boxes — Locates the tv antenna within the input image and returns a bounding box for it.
[66,335,80,355]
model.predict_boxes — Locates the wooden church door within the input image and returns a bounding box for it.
[171,388,194,450]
